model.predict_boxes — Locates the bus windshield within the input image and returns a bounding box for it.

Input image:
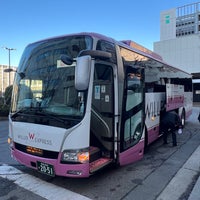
[11,35,93,127]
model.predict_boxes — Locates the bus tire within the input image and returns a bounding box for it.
[181,109,186,128]
[144,127,149,153]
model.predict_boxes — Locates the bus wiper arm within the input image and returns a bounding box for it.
[34,110,73,125]
[11,108,31,119]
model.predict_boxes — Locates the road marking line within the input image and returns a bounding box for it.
[0,165,91,200]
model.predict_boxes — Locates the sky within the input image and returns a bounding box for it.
[0,0,196,67]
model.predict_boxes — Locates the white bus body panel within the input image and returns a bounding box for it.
[145,92,165,129]
[12,122,66,151]
[166,84,184,111]
[11,118,90,152]
[184,92,193,119]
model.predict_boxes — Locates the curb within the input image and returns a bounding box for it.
[188,175,200,200]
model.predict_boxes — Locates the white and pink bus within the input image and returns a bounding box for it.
[8,33,192,177]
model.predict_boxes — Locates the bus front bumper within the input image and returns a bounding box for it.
[11,148,90,178]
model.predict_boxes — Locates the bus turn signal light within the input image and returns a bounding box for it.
[77,152,89,163]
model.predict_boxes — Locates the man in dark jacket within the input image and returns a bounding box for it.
[160,111,182,146]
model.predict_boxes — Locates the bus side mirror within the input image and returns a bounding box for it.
[75,55,91,91]
[60,54,73,65]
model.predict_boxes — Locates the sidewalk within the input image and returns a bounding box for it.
[189,103,200,200]
[188,176,200,200]
[156,145,200,200]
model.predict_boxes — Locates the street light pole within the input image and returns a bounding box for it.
[3,47,16,86]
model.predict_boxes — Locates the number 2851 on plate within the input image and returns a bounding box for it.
[37,161,55,177]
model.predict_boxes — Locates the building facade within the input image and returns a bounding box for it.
[154,2,200,102]
[0,65,16,97]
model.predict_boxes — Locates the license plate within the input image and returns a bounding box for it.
[37,161,55,177]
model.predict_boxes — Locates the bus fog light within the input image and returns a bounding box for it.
[67,170,82,175]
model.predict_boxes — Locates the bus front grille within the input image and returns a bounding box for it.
[14,143,59,159]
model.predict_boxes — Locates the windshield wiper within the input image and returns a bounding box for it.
[11,107,81,127]
[11,108,32,119]
[34,110,69,125]
[30,108,81,125]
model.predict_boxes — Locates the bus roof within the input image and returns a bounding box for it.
[28,32,116,46]
[28,32,192,77]
[121,40,163,61]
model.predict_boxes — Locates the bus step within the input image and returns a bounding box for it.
[89,146,101,162]
[89,158,113,173]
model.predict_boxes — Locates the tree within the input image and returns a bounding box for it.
[0,97,4,105]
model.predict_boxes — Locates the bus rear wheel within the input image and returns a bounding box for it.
[144,127,149,153]
[181,109,185,127]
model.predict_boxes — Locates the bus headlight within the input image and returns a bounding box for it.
[61,149,89,164]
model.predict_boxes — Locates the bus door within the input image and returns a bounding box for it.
[119,65,145,166]
[90,62,115,173]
